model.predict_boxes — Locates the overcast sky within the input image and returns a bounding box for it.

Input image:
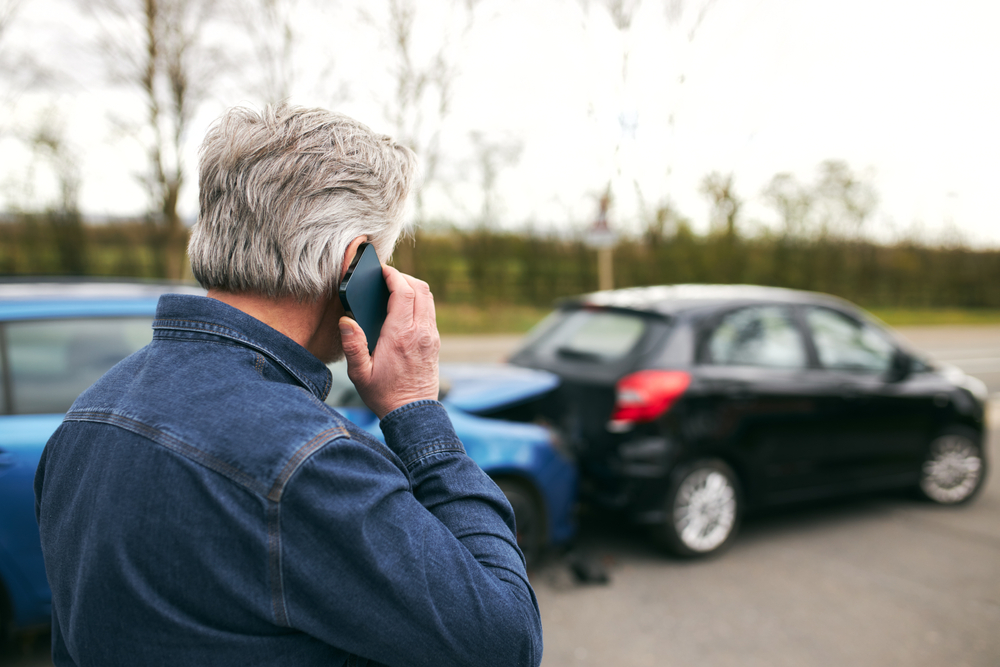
[3,0,999,246]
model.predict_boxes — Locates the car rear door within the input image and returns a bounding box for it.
[695,304,840,504]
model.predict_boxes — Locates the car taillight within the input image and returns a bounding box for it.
[609,370,691,428]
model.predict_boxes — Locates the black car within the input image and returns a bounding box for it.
[506,284,989,557]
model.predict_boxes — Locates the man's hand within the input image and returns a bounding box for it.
[340,266,440,419]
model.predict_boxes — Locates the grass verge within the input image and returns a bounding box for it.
[435,303,551,335]
[866,308,1000,327]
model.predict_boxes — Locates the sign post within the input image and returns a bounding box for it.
[585,190,617,291]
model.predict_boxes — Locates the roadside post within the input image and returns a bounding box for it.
[586,190,617,292]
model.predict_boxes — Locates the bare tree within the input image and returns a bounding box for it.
[365,0,478,221]
[700,170,742,283]
[0,0,16,39]
[580,0,642,230]
[30,108,88,273]
[386,0,449,207]
[82,0,226,279]
[0,0,54,135]
[360,0,478,274]
[0,0,22,108]
[229,0,347,109]
[578,0,718,233]
[643,200,687,246]
[815,159,877,238]
[664,0,717,41]
[700,171,740,238]
[604,0,641,29]
[469,131,522,227]
[0,0,19,83]
[31,111,82,217]
[236,0,299,104]
[0,0,22,144]
[763,172,813,239]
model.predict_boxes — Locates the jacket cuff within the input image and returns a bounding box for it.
[379,400,465,466]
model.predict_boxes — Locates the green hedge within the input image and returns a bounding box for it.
[3,215,999,311]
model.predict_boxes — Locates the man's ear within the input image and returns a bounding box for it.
[340,236,369,282]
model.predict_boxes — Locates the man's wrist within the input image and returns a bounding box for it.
[373,392,438,420]
[379,400,464,467]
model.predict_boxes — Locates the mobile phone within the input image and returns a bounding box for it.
[338,242,389,355]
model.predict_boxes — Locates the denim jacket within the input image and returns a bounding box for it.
[34,295,542,667]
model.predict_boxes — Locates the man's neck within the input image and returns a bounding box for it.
[207,290,325,352]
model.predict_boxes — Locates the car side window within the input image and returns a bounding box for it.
[805,308,895,373]
[8,317,152,414]
[705,306,807,369]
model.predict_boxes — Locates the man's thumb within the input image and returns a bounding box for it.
[339,317,370,365]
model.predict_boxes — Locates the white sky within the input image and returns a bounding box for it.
[3,0,999,246]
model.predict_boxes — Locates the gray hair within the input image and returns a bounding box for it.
[188,104,417,299]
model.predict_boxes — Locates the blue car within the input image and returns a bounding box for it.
[0,279,576,639]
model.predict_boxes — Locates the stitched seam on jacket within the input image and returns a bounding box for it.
[267,501,289,627]
[153,318,247,339]
[401,442,465,467]
[64,410,269,496]
[266,427,348,502]
[65,410,351,629]
[379,399,440,425]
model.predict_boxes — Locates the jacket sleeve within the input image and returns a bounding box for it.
[275,400,542,667]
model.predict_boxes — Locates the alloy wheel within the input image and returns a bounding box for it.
[920,434,984,504]
[672,466,738,553]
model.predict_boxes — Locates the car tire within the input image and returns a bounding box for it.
[652,459,742,558]
[918,428,987,505]
[496,478,545,568]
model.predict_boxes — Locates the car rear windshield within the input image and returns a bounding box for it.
[523,308,650,363]
[2,317,153,415]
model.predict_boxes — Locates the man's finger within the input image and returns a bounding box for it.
[382,265,416,330]
[404,274,437,329]
[339,316,372,379]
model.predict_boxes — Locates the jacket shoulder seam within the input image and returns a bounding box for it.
[63,409,350,499]
[266,425,352,502]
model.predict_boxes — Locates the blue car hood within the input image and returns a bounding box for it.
[439,363,560,415]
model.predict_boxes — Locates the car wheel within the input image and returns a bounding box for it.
[918,430,986,505]
[653,459,741,558]
[496,478,545,568]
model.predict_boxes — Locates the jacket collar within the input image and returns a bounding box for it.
[152,294,333,400]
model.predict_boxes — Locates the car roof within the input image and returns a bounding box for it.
[560,283,853,316]
[0,278,205,321]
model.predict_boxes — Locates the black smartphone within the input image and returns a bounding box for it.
[338,243,389,355]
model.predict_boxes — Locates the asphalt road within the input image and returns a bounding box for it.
[4,325,998,666]
[532,412,1000,667]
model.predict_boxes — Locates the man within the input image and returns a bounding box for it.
[34,105,542,666]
